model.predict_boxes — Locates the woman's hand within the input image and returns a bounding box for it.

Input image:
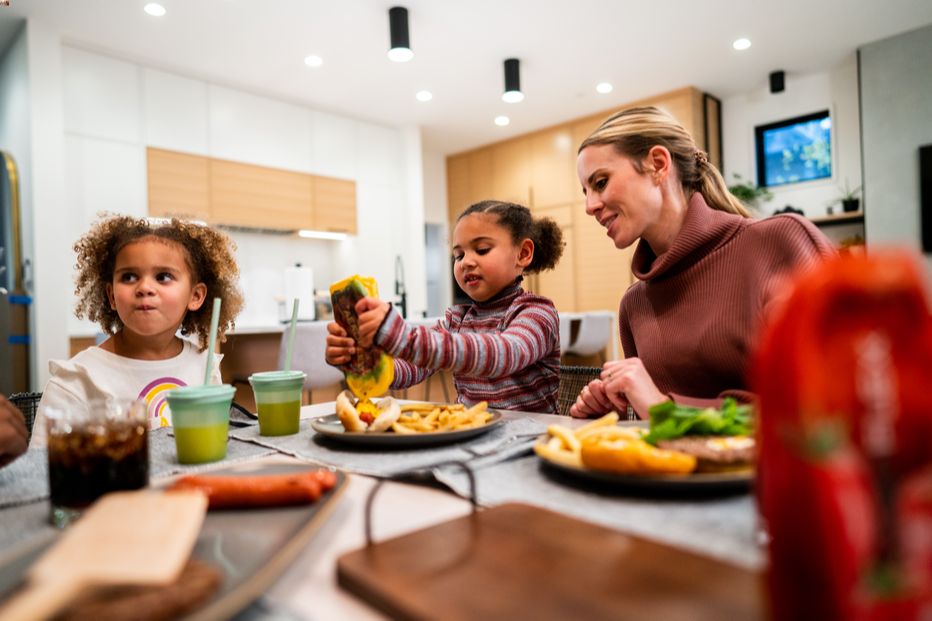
[569,379,616,418]
[355,297,391,348]
[599,358,666,418]
[0,395,28,468]
[324,322,355,366]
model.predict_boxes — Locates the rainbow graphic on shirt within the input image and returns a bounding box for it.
[138,377,187,428]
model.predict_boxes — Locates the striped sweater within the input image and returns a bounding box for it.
[375,280,561,414]
[620,192,836,408]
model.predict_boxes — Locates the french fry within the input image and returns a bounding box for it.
[576,411,620,435]
[388,402,493,434]
[547,424,581,453]
[534,441,582,468]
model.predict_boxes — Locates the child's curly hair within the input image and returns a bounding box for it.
[74,215,244,350]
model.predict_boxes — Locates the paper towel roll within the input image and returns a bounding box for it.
[283,264,315,321]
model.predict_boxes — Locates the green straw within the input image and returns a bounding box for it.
[204,297,222,385]
[284,298,299,372]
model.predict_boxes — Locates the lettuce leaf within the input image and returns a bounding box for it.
[643,398,754,445]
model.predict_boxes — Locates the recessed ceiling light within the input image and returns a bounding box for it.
[415,90,432,102]
[494,116,510,127]
[143,3,166,17]
[733,38,751,51]
[596,82,613,94]
[304,55,323,68]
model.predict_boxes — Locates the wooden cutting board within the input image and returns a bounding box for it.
[338,502,764,621]
[0,490,207,621]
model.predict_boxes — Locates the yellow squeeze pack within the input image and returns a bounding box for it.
[329,275,394,415]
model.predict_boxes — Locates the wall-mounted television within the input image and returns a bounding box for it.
[755,110,832,188]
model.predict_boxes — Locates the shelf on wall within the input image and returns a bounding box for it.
[808,211,864,227]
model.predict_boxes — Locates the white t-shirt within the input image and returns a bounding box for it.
[30,340,223,447]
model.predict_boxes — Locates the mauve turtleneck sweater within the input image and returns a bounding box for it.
[621,193,836,408]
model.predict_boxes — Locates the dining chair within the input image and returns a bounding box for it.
[557,366,601,417]
[277,323,345,403]
[9,391,40,440]
[565,311,613,362]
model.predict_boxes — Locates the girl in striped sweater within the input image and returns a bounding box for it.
[326,201,565,414]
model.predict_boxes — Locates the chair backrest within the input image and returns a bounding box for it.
[9,391,41,439]
[565,311,613,357]
[557,366,601,416]
[277,323,345,391]
[558,312,579,354]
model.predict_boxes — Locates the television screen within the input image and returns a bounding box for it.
[755,111,832,188]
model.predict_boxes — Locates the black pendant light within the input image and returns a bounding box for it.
[502,58,524,103]
[388,6,413,62]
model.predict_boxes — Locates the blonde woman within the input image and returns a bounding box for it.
[571,106,835,419]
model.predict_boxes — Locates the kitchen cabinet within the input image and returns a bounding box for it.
[146,149,359,233]
[572,200,635,312]
[446,148,494,223]
[312,176,357,234]
[146,148,211,220]
[210,158,314,230]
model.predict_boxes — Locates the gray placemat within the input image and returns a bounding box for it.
[0,449,49,509]
[230,417,546,477]
[433,455,764,570]
[151,427,279,478]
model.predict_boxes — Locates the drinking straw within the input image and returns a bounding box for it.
[204,297,222,385]
[284,298,299,372]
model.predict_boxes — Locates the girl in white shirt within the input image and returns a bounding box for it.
[32,216,243,446]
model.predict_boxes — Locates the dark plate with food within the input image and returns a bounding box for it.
[310,392,503,447]
[0,461,346,620]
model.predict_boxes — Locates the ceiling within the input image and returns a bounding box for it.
[2,0,932,155]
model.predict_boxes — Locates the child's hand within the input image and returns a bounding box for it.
[325,322,355,366]
[0,395,28,468]
[355,297,391,348]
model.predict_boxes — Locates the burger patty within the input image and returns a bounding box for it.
[656,436,756,465]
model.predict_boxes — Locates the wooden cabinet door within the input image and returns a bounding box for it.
[209,159,313,230]
[572,201,635,312]
[146,148,210,220]
[533,204,576,312]
[529,127,577,210]
[313,176,357,234]
[491,138,531,206]
[466,148,494,207]
[447,154,470,224]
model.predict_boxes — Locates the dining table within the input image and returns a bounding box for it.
[0,401,764,620]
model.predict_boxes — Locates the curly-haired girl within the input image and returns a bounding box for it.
[32,215,244,446]
[326,200,565,414]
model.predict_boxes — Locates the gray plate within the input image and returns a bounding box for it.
[0,463,347,620]
[536,441,752,493]
[310,411,503,447]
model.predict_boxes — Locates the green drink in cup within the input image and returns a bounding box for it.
[249,370,306,436]
[166,384,235,464]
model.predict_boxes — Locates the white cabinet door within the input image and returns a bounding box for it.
[143,68,209,155]
[65,135,146,233]
[356,122,403,185]
[208,85,312,172]
[63,47,140,143]
[311,110,357,180]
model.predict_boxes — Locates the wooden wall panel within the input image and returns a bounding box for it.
[529,128,577,209]
[446,154,470,223]
[572,201,635,312]
[491,138,531,205]
[533,204,576,312]
[209,159,313,230]
[466,149,494,207]
[146,148,210,220]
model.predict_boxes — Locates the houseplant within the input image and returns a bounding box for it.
[833,180,862,213]
[727,174,773,212]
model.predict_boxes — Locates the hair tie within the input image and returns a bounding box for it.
[694,150,708,167]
